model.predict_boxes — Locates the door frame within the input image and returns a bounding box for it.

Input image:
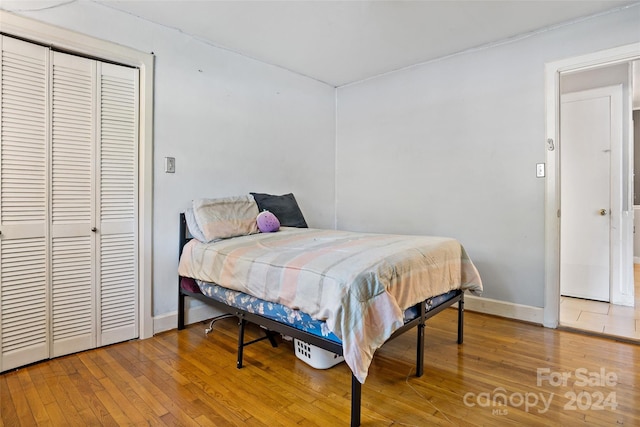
[544,42,640,328]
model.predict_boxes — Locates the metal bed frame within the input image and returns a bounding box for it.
[177,213,464,426]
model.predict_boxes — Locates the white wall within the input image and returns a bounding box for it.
[336,5,640,308]
[3,2,337,320]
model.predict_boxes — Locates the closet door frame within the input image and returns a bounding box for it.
[0,10,154,341]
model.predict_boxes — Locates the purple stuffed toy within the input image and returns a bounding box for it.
[257,210,280,233]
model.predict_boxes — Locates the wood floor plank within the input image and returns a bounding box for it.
[4,370,36,426]
[0,372,21,427]
[35,359,92,426]
[25,364,56,407]
[136,371,210,425]
[41,401,71,427]
[173,346,280,424]
[93,387,133,425]
[52,357,101,422]
[182,383,261,426]
[16,368,49,424]
[100,346,170,419]
[64,354,119,425]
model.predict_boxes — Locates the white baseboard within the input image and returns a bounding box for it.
[462,294,544,324]
[634,256,640,264]
[153,302,226,335]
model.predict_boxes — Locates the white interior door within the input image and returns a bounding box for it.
[96,62,139,346]
[0,36,50,371]
[50,51,97,357]
[560,85,623,302]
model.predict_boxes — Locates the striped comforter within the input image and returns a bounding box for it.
[178,227,482,383]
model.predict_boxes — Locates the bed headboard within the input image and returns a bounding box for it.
[179,212,193,259]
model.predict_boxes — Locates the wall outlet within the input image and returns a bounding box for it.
[165,157,176,173]
[536,163,545,178]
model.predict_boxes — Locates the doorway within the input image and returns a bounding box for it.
[544,43,640,341]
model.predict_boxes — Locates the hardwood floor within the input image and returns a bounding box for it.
[2,309,639,426]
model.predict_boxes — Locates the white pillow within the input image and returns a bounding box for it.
[184,208,207,242]
[192,195,259,242]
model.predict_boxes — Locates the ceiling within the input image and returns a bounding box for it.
[8,1,640,86]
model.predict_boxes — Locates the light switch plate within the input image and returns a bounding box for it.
[536,163,545,178]
[165,157,175,173]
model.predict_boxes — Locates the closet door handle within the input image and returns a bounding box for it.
[91,227,97,232]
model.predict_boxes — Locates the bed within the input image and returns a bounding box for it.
[177,194,483,426]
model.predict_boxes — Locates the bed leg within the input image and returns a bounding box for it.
[265,330,279,348]
[237,317,246,369]
[351,374,361,427]
[457,293,464,345]
[416,322,425,378]
[178,289,185,330]
[415,300,426,377]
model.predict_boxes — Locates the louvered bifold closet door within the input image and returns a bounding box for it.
[97,63,138,346]
[50,51,96,357]
[0,36,50,371]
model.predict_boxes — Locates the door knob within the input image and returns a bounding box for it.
[91,227,97,232]
[599,209,607,216]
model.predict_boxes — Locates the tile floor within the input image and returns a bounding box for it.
[559,264,640,341]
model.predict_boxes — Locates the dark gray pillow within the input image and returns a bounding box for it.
[250,192,308,228]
